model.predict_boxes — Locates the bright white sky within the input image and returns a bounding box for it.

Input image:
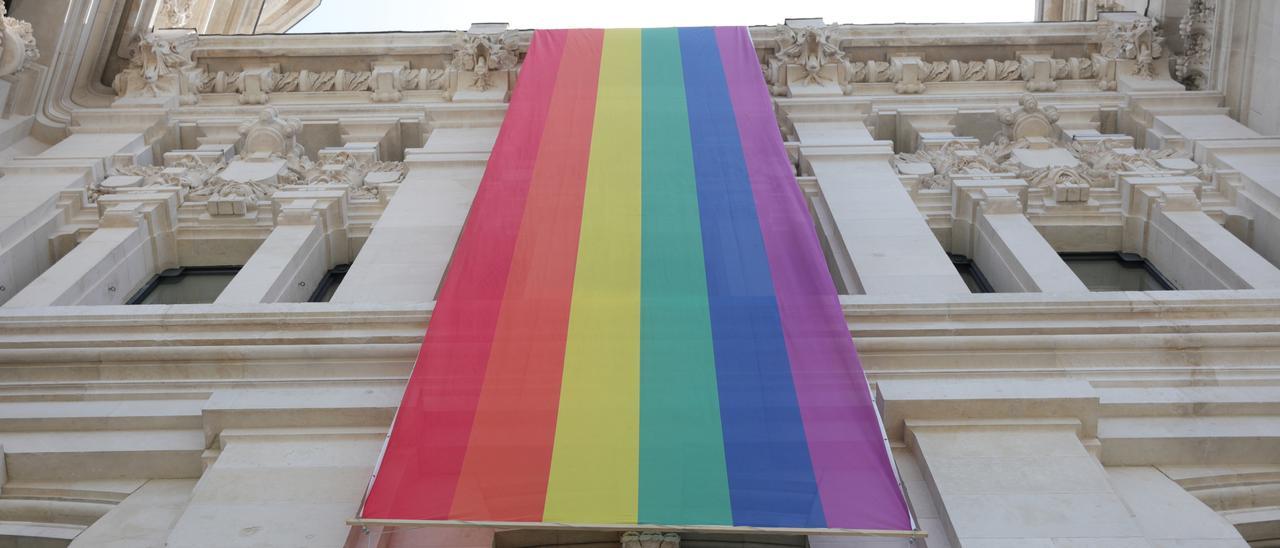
[287,0,1036,33]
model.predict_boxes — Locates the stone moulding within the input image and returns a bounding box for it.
[115,20,1111,103]
[756,19,1156,96]
[120,26,526,104]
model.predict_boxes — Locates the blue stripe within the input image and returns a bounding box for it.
[677,26,825,529]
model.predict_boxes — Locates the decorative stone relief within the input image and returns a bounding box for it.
[93,154,226,202]
[764,23,849,95]
[91,110,407,212]
[301,151,406,199]
[157,0,194,28]
[620,532,679,548]
[0,4,40,78]
[1099,15,1165,79]
[760,27,1095,96]
[1174,0,1215,90]
[112,29,200,105]
[997,94,1059,143]
[895,99,1197,202]
[450,30,521,93]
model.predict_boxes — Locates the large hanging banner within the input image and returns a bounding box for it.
[358,26,914,534]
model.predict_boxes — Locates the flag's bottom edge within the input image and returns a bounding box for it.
[346,517,926,538]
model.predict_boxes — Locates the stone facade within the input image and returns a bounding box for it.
[0,0,1278,547]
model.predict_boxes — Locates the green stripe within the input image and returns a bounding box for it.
[638,27,732,526]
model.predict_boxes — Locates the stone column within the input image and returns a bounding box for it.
[215,188,349,304]
[329,126,497,304]
[0,133,151,305]
[785,103,969,295]
[1122,175,1280,289]
[4,187,180,307]
[953,180,1089,293]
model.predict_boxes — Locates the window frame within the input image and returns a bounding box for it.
[949,254,995,293]
[307,264,350,303]
[1059,252,1176,291]
[126,266,243,305]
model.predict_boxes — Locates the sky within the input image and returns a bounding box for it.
[286,0,1036,33]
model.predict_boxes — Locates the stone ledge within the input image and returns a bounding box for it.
[880,379,1099,441]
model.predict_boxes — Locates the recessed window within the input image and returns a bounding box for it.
[128,267,241,305]
[308,264,350,303]
[950,255,994,293]
[1061,253,1175,292]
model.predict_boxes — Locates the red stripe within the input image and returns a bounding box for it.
[360,30,569,520]
[448,29,605,521]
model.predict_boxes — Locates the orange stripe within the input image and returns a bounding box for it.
[447,28,605,521]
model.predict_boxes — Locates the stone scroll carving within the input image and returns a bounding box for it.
[760,22,1100,97]
[764,23,850,95]
[112,29,201,105]
[450,29,521,93]
[0,4,39,78]
[1099,15,1165,80]
[1174,0,1215,90]
[180,27,520,104]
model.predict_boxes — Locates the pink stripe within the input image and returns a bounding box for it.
[714,26,911,531]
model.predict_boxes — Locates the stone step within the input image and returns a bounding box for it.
[0,429,205,481]
[0,399,204,431]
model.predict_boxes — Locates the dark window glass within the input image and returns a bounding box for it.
[950,255,994,293]
[1061,253,1175,292]
[308,265,349,303]
[128,267,241,305]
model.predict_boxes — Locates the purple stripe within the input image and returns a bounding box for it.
[714,26,912,531]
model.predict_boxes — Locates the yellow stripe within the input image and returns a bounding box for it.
[543,28,643,524]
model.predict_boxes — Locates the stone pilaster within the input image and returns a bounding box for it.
[785,101,970,295]
[1121,175,1280,289]
[953,179,1089,293]
[215,187,349,304]
[330,122,498,304]
[4,187,180,307]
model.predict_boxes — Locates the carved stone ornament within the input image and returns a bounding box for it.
[997,94,1060,143]
[895,132,1195,199]
[195,108,311,205]
[450,29,521,93]
[90,154,226,203]
[157,0,195,28]
[239,107,305,160]
[0,4,39,78]
[765,24,848,94]
[757,24,1096,97]
[112,29,200,104]
[1099,15,1166,79]
[620,532,679,548]
[301,151,407,199]
[1174,0,1216,90]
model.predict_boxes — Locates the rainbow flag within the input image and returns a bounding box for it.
[360,26,912,533]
